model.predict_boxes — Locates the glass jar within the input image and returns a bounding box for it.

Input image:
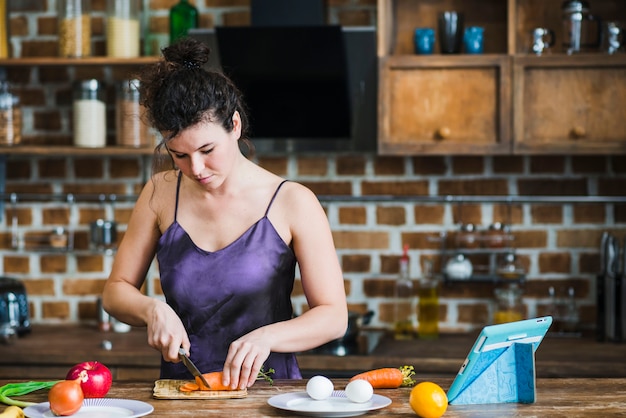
[496,252,525,281]
[444,253,473,280]
[116,80,149,147]
[107,0,140,57]
[0,80,22,146]
[73,79,106,147]
[458,223,479,249]
[493,283,525,324]
[484,222,510,249]
[58,0,91,58]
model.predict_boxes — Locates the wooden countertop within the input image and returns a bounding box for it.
[0,326,624,381]
[4,378,626,417]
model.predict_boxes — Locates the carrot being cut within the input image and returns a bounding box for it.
[350,365,416,388]
[179,382,200,392]
[195,372,234,391]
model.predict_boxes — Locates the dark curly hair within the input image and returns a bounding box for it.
[138,37,252,172]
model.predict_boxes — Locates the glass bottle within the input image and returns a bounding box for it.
[73,79,106,147]
[106,0,140,58]
[0,0,8,58]
[169,0,198,45]
[418,258,439,339]
[493,283,525,324]
[58,0,91,58]
[0,80,22,146]
[116,79,149,147]
[394,244,415,339]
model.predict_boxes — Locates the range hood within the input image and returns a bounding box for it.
[188,0,377,153]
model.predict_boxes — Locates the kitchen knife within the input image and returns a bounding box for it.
[178,347,211,388]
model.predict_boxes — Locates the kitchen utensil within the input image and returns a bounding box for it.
[0,276,31,341]
[601,21,625,54]
[530,27,555,55]
[153,379,247,399]
[438,11,464,54]
[311,310,374,356]
[562,0,601,54]
[445,253,473,280]
[178,347,211,388]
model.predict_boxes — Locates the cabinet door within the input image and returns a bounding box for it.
[378,55,511,155]
[514,55,626,154]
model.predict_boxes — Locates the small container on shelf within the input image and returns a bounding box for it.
[496,252,525,281]
[116,79,150,147]
[493,283,525,324]
[484,222,511,249]
[73,79,106,147]
[106,0,140,58]
[0,80,21,146]
[444,253,473,281]
[58,0,91,58]
[49,227,69,249]
[457,223,480,249]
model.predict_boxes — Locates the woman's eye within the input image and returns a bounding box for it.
[201,148,214,155]
[174,153,186,159]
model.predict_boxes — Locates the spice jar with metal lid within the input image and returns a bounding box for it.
[116,79,149,147]
[106,0,140,57]
[485,222,511,249]
[58,0,91,58]
[458,223,480,249]
[73,79,106,147]
[0,80,22,146]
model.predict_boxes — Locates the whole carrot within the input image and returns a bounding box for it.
[350,365,415,388]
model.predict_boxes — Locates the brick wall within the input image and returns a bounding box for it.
[4,153,626,333]
[2,1,626,333]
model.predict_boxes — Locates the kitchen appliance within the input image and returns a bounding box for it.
[310,311,374,356]
[90,219,117,250]
[0,277,31,341]
[562,0,601,54]
[597,232,625,342]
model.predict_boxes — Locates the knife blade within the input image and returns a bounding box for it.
[178,347,211,388]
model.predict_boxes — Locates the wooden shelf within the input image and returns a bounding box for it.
[0,57,159,67]
[0,145,155,156]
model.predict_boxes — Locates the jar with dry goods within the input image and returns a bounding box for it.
[0,80,22,146]
[484,222,510,249]
[116,79,149,147]
[458,223,480,249]
[106,0,140,57]
[58,0,91,58]
[73,79,106,147]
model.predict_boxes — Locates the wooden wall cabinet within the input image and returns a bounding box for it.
[378,0,626,155]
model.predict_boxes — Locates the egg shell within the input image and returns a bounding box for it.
[306,375,334,400]
[345,379,374,403]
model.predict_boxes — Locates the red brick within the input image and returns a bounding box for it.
[363,277,400,298]
[457,303,490,325]
[530,156,565,173]
[300,181,352,195]
[336,156,366,176]
[376,206,406,225]
[518,178,587,196]
[76,255,104,272]
[33,110,62,131]
[40,255,67,273]
[512,230,548,248]
[3,256,30,274]
[598,178,626,196]
[339,207,367,224]
[401,232,446,251]
[531,205,563,224]
[493,204,523,224]
[341,254,371,272]
[556,229,611,249]
[451,156,484,175]
[579,252,599,274]
[451,204,482,225]
[439,179,508,195]
[538,252,571,274]
[109,158,141,178]
[21,278,55,296]
[571,156,608,174]
[38,159,67,178]
[257,157,287,176]
[373,157,405,175]
[297,157,328,176]
[361,181,428,196]
[42,207,70,225]
[493,156,524,174]
[333,231,389,249]
[63,278,107,296]
[42,302,70,319]
[573,204,606,224]
[414,205,445,224]
[78,208,107,225]
[412,156,446,175]
[6,159,31,179]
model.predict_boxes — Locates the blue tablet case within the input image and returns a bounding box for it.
[448,342,536,405]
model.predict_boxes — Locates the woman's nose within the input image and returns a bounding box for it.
[190,154,205,175]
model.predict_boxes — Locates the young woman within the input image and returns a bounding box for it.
[102,38,347,389]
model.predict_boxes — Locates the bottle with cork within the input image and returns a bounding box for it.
[394,244,415,339]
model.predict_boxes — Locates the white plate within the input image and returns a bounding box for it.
[267,391,391,417]
[24,398,154,418]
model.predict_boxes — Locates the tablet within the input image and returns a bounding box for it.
[446,316,552,402]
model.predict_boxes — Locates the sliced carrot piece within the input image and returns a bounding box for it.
[179,382,200,392]
[195,372,234,391]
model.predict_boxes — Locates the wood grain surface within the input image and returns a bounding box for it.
[152,379,247,399]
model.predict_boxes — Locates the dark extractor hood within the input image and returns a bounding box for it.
[188,0,377,153]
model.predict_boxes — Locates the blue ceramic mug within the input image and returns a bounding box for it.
[464,26,484,54]
[414,27,436,54]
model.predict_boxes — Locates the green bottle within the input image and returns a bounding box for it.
[169,0,198,44]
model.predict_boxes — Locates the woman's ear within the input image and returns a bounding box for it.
[231,111,242,140]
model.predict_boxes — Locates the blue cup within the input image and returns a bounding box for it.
[464,26,484,54]
[414,27,436,54]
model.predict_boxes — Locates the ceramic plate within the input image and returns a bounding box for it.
[267,391,391,417]
[24,398,154,418]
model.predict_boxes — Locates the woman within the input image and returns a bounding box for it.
[102,38,347,390]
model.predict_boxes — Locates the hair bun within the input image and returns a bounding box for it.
[163,38,210,69]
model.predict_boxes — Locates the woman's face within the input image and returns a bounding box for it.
[165,112,242,189]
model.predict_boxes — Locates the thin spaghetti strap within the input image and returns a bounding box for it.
[264,180,289,217]
[174,171,183,222]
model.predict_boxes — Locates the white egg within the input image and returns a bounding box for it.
[306,375,334,400]
[345,379,374,403]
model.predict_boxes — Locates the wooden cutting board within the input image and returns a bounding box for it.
[153,379,248,399]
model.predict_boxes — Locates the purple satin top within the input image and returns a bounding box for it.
[156,173,301,380]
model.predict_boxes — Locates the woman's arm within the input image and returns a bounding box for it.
[102,177,190,362]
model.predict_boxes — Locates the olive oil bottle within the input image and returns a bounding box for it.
[418,258,439,339]
[394,244,415,339]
